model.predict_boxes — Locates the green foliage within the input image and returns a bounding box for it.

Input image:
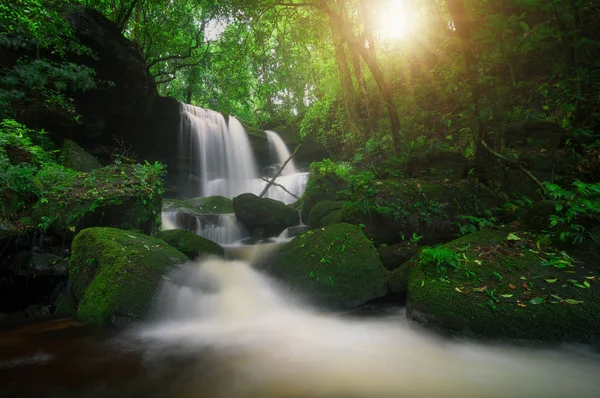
[0,119,75,216]
[0,0,97,120]
[544,180,600,244]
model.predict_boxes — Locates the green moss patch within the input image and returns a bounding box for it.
[70,227,188,325]
[33,163,164,238]
[307,200,345,228]
[163,196,234,214]
[269,223,388,310]
[407,226,600,343]
[155,229,224,260]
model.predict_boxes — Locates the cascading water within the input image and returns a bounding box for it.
[133,257,600,398]
[266,130,297,175]
[178,104,308,205]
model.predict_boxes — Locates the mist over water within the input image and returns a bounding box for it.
[129,257,600,398]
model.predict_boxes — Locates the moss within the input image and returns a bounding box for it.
[387,258,418,299]
[70,227,188,325]
[155,229,224,260]
[163,196,234,214]
[33,164,163,238]
[54,294,78,316]
[307,201,345,228]
[407,226,600,343]
[300,168,348,222]
[233,193,299,237]
[269,223,388,310]
[61,139,102,172]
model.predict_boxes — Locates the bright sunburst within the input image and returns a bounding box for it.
[376,0,419,41]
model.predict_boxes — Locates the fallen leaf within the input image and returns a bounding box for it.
[529,297,545,305]
[520,276,527,280]
[518,253,525,257]
[517,302,527,308]
[550,294,563,300]
[472,285,488,292]
[585,276,597,281]
[544,278,558,283]
[455,287,464,293]
[509,283,516,289]
[507,232,521,241]
[565,270,576,274]
[565,299,584,305]
[522,282,530,290]
[500,294,513,298]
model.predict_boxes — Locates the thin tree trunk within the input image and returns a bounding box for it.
[329,20,360,140]
[349,49,372,139]
[259,144,302,198]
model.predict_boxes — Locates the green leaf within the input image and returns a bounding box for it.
[500,294,513,298]
[565,299,584,305]
[520,21,530,33]
[506,232,521,241]
[584,281,591,288]
[529,297,545,305]
[544,278,558,283]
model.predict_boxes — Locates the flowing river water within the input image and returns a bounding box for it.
[2,256,600,398]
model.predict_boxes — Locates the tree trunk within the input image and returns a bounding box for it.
[322,1,402,154]
[329,19,360,141]
[446,0,476,76]
[349,49,373,139]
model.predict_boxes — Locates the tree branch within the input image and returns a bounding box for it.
[259,177,300,199]
[480,140,547,195]
[259,144,302,198]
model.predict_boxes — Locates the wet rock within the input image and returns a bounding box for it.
[233,193,299,237]
[69,227,188,325]
[378,242,419,271]
[155,229,224,260]
[25,305,52,319]
[268,223,388,311]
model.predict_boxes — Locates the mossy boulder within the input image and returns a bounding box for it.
[69,227,189,325]
[32,164,163,239]
[155,229,224,260]
[378,241,419,271]
[387,258,418,300]
[340,179,500,246]
[60,139,102,172]
[162,196,234,214]
[233,193,299,237]
[406,225,600,343]
[267,223,388,310]
[307,200,345,228]
[300,163,348,222]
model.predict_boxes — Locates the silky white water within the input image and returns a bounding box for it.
[266,130,297,175]
[178,104,309,204]
[134,257,600,398]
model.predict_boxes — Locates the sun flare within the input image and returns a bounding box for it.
[376,0,419,41]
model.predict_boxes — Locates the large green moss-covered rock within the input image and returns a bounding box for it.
[33,164,163,239]
[307,200,344,228]
[60,139,102,172]
[267,223,388,310]
[155,229,224,260]
[233,193,299,237]
[300,163,348,222]
[162,196,234,214]
[69,227,188,325]
[406,226,600,343]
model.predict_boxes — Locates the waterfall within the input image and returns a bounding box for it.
[178,104,308,205]
[266,130,297,175]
